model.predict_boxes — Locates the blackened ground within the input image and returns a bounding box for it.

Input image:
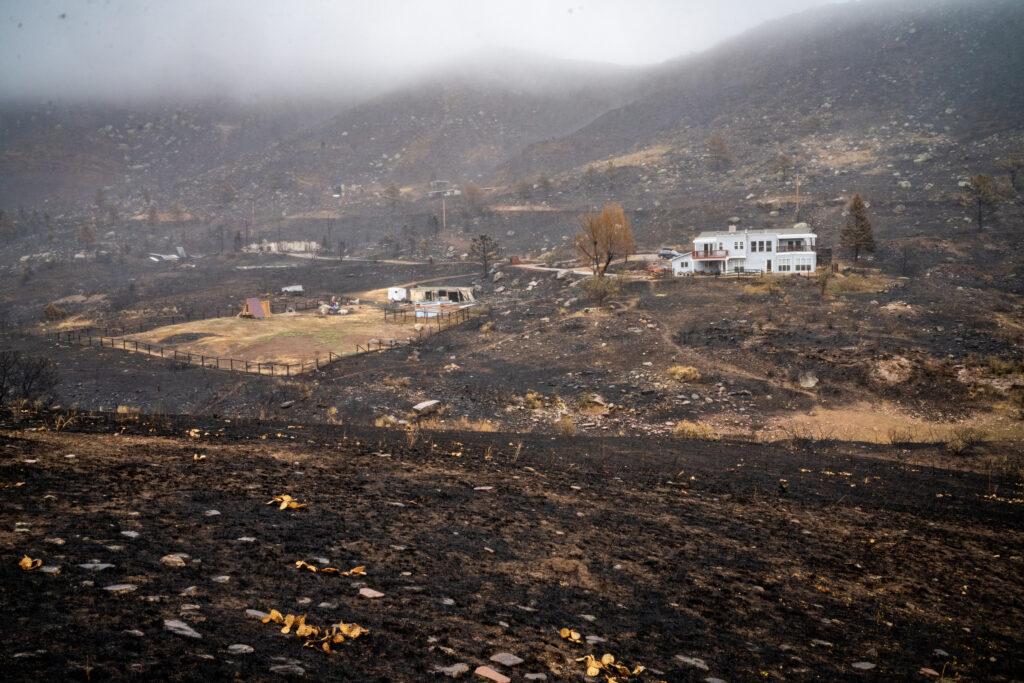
[1,411,1022,682]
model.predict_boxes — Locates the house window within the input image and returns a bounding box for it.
[766,242,773,252]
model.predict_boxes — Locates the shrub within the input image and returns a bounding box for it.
[581,276,620,305]
[553,414,576,435]
[945,426,987,456]
[673,420,719,440]
[667,365,701,382]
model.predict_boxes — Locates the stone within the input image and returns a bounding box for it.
[433,662,470,678]
[204,510,221,517]
[524,675,547,681]
[269,664,305,676]
[104,584,138,594]
[160,553,189,567]
[245,609,269,620]
[810,639,834,648]
[492,272,505,283]
[675,656,709,671]
[798,372,818,389]
[490,653,524,666]
[212,575,231,583]
[359,587,385,599]
[237,536,257,542]
[412,400,441,416]
[851,662,876,671]
[78,562,115,571]
[41,566,61,574]
[164,619,202,639]
[441,597,456,606]
[123,629,145,637]
[120,531,140,539]
[473,666,510,683]
[227,644,254,655]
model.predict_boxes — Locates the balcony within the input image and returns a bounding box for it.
[692,249,729,260]
[776,244,816,253]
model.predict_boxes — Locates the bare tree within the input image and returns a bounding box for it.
[840,193,875,262]
[15,356,59,403]
[462,183,486,215]
[574,202,636,277]
[707,133,732,169]
[383,184,401,211]
[0,350,17,405]
[962,174,1003,231]
[469,234,500,276]
[998,153,1023,193]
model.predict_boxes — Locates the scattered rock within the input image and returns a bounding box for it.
[268,663,305,676]
[675,655,709,671]
[163,619,202,639]
[851,662,876,671]
[524,675,547,681]
[79,562,115,571]
[412,399,441,416]
[211,575,231,583]
[160,553,189,568]
[490,653,524,666]
[359,587,385,599]
[433,662,470,678]
[798,372,818,389]
[473,666,510,683]
[120,531,140,539]
[227,644,254,655]
[123,629,145,637]
[103,584,138,594]
[245,609,269,620]
[204,509,221,517]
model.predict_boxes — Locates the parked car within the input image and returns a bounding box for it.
[658,247,681,259]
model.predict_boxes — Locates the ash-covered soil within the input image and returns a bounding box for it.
[2,412,1022,681]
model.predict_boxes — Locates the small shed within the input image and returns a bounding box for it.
[240,298,272,319]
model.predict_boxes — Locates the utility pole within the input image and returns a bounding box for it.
[441,193,447,232]
[795,173,802,221]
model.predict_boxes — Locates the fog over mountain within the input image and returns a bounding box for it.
[0,0,842,103]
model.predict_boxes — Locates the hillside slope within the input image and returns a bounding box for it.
[500,0,1024,180]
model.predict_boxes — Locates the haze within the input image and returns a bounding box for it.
[0,0,845,103]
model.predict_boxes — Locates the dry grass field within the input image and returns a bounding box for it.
[123,308,418,365]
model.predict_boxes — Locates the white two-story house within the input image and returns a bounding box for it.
[671,225,817,276]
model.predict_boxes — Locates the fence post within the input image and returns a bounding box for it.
[230,358,234,371]
[286,364,290,377]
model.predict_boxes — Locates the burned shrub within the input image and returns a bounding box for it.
[44,302,68,321]
[0,352,60,406]
[581,276,620,305]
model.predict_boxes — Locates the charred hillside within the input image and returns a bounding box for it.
[501,0,1024,180]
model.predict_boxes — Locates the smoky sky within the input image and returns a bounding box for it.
[1,0,845,103]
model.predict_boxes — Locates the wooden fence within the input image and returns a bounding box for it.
[47,303,486,376]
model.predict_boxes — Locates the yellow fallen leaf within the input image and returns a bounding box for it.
[559,627,582,643]
[267,494,307,510]
[295,560,319,572]
[601,653,616,666]
[346,565,366,576]
[19,555,42,571]
[192,454,206,461]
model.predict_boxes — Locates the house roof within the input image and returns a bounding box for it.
[696,227,815,240]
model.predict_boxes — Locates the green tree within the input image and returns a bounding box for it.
[840,193,875,262]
